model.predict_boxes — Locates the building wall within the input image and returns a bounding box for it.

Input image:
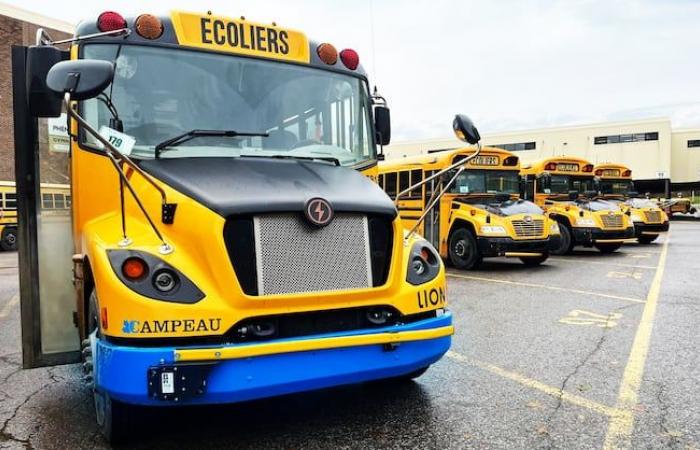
[670,129,700,184]
[386,118,697,183]
[0,5,72,182]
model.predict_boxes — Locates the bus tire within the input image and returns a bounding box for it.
[519,253,549,266]
[637,234,658,244]
[94,390,134,445]
[551,224,574,256]
[594,243,622,253]
[0,227,17,251]
[448,228,481,270]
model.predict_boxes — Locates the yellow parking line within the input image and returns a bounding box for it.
[447,351,623,417]
[0,294,19,319]
[447,272,646,304]
[603,234,670,449]
[548,257,657,270]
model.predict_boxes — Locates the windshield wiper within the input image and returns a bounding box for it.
[242,154,341,166]
[154,129,269,157]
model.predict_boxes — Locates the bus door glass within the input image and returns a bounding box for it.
[423,170,440,249]
[13,46,78,367]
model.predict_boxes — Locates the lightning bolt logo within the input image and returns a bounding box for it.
[306,198,333,227]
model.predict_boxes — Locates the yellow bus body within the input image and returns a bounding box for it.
[520,156,634,254]
[379,147,560,268]
[594,163,669,243]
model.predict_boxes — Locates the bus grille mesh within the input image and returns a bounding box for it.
[253,214,372,296]
[600,214,624,228]
[511,219,545,238]
[644,211,662,223]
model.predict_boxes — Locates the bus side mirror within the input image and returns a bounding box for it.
[27,45,68,117]
[453,114,480,144]
[374,106,391,146]
[46,60,114,101]
[568,190,580,200]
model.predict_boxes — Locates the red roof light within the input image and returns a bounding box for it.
[97,11,127,32]
[339,49,359,70]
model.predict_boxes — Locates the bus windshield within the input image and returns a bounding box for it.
[450,170,520,194]
[541,175,594,194]
[599,179,632,196]
[81,44,375,167]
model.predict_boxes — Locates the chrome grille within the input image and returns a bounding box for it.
[600,214,624,228]
[644,211,662,223]
[253,214,372,296]
[511,219,545,238]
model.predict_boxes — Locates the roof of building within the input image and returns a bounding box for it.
[0,1,73,33]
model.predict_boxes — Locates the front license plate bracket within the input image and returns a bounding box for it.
[147,363,216,401]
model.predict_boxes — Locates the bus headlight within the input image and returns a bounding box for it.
[575,218,596,227]
[406,241,441,286]
[549,222,560,234]
[480,225,507,235]
[630,213,643,222]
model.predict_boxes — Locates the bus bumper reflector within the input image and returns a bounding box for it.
[173,325,455,362]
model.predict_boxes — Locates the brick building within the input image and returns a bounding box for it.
[0,2,73,182]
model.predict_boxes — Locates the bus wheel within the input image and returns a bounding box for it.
[87,289,135,444]
[638,234,658,244]
[551,224,573,256]
[0,227,17,251]
[594,243,622,253]
[519,253,549,266]
[448,228,481,270]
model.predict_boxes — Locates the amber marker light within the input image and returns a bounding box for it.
[317,43,338,65]
[101,307,109,330]
[135,14,164,39]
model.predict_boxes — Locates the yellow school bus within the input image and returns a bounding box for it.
[0,182,70,250]
[520,156,634,254]
[23,10,453,442]
[379,147,561,269]
[594,163,669,244]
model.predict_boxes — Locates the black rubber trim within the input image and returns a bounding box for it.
[633,222,669,235]
[475,236,560,257]
[571,227,636,245]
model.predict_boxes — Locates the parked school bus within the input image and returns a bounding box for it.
[379,147,561,269]
[0,182,70,251]
[520,157,634,254]
[19,11,455,442]
[594,163,669,244]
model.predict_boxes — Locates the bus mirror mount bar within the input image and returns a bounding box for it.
[62,94,174,255]
[36,27,130,47]
[401,143,482,242]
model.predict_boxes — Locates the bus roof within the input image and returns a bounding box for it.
[520,155,593,176]
[593,163,632,180]
[74,11,367,78]
[379,146,519,172]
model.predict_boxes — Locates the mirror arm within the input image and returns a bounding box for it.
[63,94,173,254]
[402,143,482,242]
[36,27,130,47]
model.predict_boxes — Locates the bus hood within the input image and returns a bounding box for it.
[139,157,397,218]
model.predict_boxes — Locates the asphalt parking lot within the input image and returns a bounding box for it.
[0,220,698,449]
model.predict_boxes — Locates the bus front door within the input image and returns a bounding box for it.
[13,44,79,368]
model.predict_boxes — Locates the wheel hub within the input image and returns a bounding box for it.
[454,240,467,257]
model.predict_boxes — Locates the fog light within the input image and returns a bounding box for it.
[367,308,393,326]
[251,321,276,338]
[153,269,178,292]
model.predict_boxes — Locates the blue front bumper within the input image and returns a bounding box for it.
[94,312,452,406]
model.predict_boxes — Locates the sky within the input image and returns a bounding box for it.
[15,0,700,141]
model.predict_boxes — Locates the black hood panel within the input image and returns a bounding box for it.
[139,157,397,218]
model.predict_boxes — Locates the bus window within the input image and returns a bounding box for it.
[42,193,54,209]
[4,193,16,210]
[385,172,397,198]
[65,195,71,207]
[410,169,423,198]
[399,171,410,195]
[378,174,385,189]
[54,194,66,209]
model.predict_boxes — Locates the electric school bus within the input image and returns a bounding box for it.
[14,10,453,442]
[594,163,669,244]
[379,141,560,270]
[520,157,634,255]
